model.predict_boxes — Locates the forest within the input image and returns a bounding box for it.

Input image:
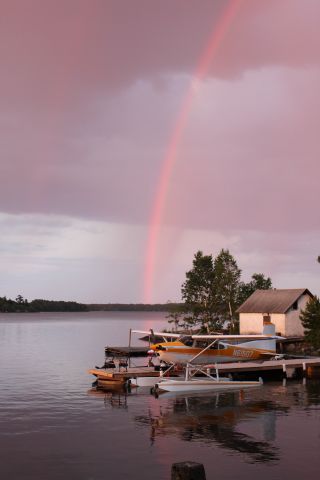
[0,295,179,313]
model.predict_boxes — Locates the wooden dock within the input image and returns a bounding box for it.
[91,356,320,388]
[105,346,149,357]
[215,357,320,378]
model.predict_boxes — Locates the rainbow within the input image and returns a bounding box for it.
[143,0,243,302]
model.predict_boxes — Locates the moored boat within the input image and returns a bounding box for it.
[97,377,128,389]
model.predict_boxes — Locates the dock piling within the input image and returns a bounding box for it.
[128,328,132,368]
[282,363,287,379]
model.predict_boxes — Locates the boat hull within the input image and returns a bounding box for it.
[97,378,127,389]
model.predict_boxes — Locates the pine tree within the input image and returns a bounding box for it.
[300,296,320,349]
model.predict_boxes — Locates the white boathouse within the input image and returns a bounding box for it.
[237,288,313,337]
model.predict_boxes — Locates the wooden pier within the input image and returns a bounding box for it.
[105,346,149,357]
[215,357,320,378]
[90,357,320,387]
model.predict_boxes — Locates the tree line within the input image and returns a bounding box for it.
[0,296,180,313]
[87,303,178,312]
[0,295,88,313]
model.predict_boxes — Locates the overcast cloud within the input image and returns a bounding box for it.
[0,0,319,302]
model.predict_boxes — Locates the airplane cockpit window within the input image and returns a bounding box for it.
[193,340,207,348]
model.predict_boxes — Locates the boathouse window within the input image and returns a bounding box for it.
[292,300,298,310]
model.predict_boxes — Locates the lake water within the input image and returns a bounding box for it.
[1,311,320,479]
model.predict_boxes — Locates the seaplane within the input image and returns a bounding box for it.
[133,320,282,366]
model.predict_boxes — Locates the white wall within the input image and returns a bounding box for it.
[285,294,311,336]
[239,313,263,334]
[269,314,286,335]
[240,313,285,335]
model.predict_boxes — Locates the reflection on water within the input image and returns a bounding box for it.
[1,313,320,480]
[88,378,320,469]
[87,388,129,409]
[137,391,282,463]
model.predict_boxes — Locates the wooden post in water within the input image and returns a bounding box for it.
[171,462,206,480]
[303,362,307,378]
[282,363,287,379]
[128,328,132,368]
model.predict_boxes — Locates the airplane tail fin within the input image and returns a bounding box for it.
[262,316,275,336]
[255,315,276,351]
[240,316,277,352]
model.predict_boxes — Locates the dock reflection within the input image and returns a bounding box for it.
[87,388,129,408]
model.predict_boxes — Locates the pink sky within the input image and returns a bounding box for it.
[0,0,319,303]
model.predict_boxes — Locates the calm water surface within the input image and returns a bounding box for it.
[1,312,320,479]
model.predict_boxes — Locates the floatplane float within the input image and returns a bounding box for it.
[149,348,263,394]
[153,364,263,393]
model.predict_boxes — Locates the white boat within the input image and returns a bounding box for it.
[154,363,262,393]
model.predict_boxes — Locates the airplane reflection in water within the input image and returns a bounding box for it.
[135,390,284,463]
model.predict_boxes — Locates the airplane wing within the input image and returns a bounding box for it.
[131,330,284,340]
[131,329,182,338]
[192,334,284,340]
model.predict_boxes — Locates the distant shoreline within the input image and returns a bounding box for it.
[87,303,181,312]
[0,296,181,313]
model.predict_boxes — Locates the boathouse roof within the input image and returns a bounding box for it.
[236,288,313,314]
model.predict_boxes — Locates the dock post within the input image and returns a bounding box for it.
[171,462,206,480]
[282,363,287,379]
[302,362,307,378]
[128,329,132,368]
